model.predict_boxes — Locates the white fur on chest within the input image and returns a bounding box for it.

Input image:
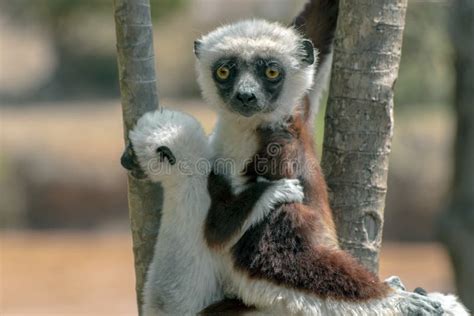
[210,115,259,191]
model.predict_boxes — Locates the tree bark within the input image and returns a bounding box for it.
[321,0,407,273]
[438,0,474,310]
[113,0,162,313]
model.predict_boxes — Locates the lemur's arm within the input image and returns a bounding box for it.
[204,171,303,250]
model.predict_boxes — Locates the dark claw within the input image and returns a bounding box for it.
[414,287,428,296]
[130,169,147,179]
[157,146,176,165]
[121,144,137,170]
[121,144,147,179]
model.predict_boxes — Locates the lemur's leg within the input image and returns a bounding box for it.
[201,281,468,316]
[226,207,452,316]
[205,171,304,250]
[227,262,446,316]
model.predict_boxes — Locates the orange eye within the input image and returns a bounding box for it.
[216,66,230,80]
[265,67,280,79]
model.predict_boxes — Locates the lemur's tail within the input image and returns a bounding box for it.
[292,0,339,125]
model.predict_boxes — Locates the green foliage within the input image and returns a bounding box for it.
[395,2,454,108]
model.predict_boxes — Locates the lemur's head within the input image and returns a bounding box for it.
[194,20,317,122]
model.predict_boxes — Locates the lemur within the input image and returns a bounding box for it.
[192,17,467,316]
[122,0,469,315]
[125,109,305,316]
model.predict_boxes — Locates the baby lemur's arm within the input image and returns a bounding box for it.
[205,171,303,250]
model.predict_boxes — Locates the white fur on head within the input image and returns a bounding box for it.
[195,19,317,123]
[129,108,211,183]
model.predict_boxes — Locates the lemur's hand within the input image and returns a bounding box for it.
[121,143,147,179]
[225,178,305,250]
[266,178,304,205]
[121,143,177,180]
[244,178,304,228]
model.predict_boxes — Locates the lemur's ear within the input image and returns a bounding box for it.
[194,40,202,58]
[301,39,315,65]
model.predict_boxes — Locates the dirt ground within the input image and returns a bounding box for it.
[1,231,456,316]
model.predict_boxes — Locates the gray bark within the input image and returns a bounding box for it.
[113,0,162,313]
[321,0,407,273]
[438,0,474,309]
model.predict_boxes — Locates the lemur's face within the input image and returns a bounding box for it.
[194,20,316,122]
[210,56,286,117]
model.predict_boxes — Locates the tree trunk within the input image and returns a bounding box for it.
[438,0,474,310]
[321,0,407,273]
[113,0,162,314]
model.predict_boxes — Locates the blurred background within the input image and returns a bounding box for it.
[1,0,472,315]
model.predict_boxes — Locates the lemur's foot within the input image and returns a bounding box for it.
[121,143,147,179]
[427,292,470,316]
[385,276,470,316]
[399,291,443,316]
[384,276,441,315]
[157,146,176,165]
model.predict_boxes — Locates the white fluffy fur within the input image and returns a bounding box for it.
[130,109,306,315]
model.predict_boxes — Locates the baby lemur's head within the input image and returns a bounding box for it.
[194,20,316,123]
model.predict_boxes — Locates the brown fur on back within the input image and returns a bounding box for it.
[234,113,390,301]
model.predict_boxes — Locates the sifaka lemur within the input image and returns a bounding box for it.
[121,0,470,315]
[124,109,305,316]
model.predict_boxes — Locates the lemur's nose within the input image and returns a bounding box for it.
[236,92,257,105]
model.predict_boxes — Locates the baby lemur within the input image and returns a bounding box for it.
[122,0,469,315]
[124,109,304,315]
